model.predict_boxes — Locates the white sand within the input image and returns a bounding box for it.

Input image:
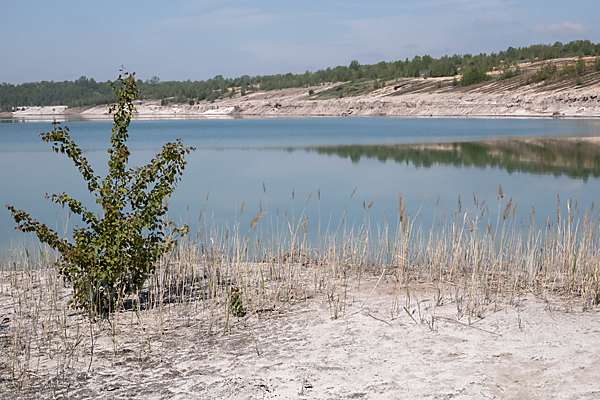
[2,275,599,399]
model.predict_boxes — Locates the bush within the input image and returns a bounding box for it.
[500,65,521,80]
[595,57,600,72]
[6,71,195,315]
[460,66,490,86]
[530,63,558,83]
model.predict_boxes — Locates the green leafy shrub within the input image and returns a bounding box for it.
[595,57,600,72]
[460,66,491,86]
[6,71,195,315]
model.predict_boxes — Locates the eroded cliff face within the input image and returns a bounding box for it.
[12,89,600,119]
[12,58,600,119]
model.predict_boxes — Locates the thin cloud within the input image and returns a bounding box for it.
[475,17,501,27]
[155,7,281,31]
[533,21,588,34]
[240,41,349,70]
[425,0,515,10]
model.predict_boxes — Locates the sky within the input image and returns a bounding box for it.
[1,0,599,84]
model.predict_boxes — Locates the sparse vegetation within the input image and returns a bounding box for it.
[499,64,521,80]
[530,63,560,83]
[530,59,589,85]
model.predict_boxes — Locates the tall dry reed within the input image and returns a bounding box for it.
[1,193,599,393]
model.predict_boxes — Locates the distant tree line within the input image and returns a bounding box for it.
[2,40,600,112]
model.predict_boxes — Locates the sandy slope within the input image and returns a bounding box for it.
[11,64,600,120]
[12,86,600,120]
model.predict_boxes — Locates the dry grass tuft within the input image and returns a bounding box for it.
[1,195,599,395]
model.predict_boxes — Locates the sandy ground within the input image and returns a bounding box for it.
[3,275,600,399]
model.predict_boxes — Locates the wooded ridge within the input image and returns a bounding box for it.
[2,40,600,113]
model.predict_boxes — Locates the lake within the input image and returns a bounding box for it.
[1,117,600,255]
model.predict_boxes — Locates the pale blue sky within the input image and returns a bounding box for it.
[1,0,598,84]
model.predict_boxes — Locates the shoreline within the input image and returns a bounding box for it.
[9,71,600,121]
[6,113,600,122]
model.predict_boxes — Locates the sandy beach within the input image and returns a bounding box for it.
[2,272,599,399]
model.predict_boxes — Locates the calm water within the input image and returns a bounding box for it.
[2,117,600,254]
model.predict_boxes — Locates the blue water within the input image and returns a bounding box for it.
[3,117,600,151]
[2,117,600,254]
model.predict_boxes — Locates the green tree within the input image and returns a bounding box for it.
[576,58,586,76]
[6,71,195,315]
[460,66,490,86]
[229,87,235,98]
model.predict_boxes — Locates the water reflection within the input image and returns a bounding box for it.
[298,137,600,181]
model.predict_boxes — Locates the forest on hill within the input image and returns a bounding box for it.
[2,40,600,112]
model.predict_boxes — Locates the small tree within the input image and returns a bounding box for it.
[6,70,195,315]
[576,58,586,76]
[229,87,235,98]
[460,66,490,86]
